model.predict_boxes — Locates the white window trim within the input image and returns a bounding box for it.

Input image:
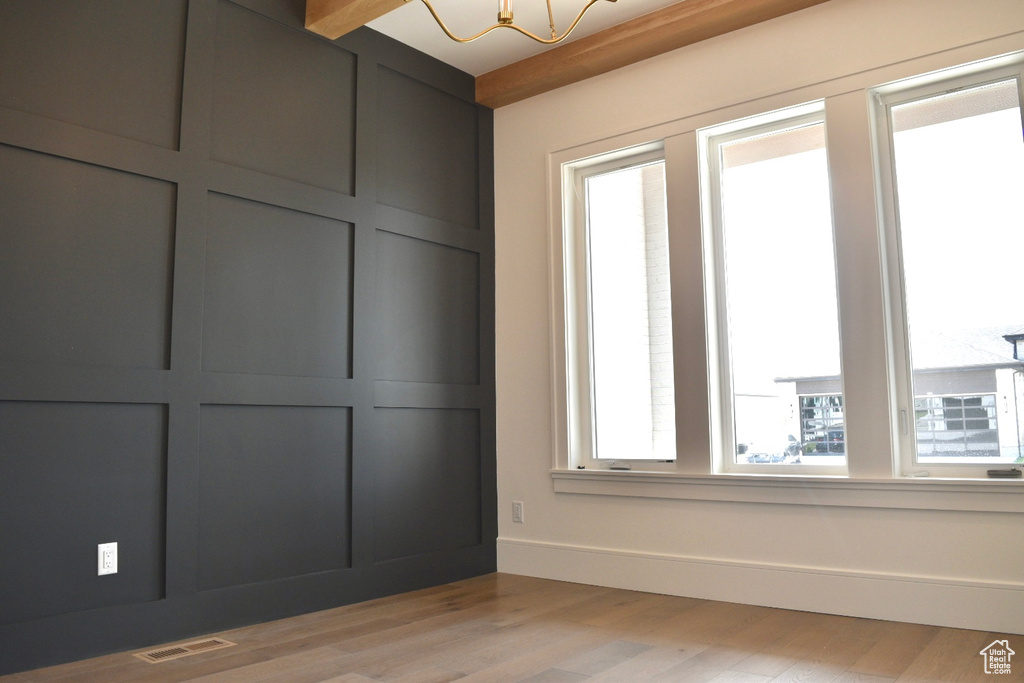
[871,57,1024,479]
[556,142,679,473]
[698,102,848,477]
[550,469,1024,513]
[546,35,1024,511]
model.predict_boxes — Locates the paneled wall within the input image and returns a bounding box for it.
[0,0,494,674]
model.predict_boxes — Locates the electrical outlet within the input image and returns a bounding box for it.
[512,501,524,523]
[98,542,117,575]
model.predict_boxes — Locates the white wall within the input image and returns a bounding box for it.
[494,0,1024,634]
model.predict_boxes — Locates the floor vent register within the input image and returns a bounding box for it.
[133,637,237,663]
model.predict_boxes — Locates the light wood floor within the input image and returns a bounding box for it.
[3,573,1021,682]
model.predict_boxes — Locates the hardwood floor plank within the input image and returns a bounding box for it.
[456,627,614,682]
[729,611,848,677]
[388,665,467,683]
[252,655,403,683]
[551,639,652,676]
[717,608,809,653]
[455,582,612,630]
[321,609,499,654]
[516,670,588,682]
[123,651,275,683]
[895,628,1005,682]
[547,588,667,628]
[594,595,707,643]
[705,671,773,683]
[329,625,481,679]
[586,645,706,681]
[423,619,585,675]
[768,633,878,682]
[652,642,779,683]
[637,600,775,655]
[847,621,941,679]
[832,673,898,683]
[181,646,348,682]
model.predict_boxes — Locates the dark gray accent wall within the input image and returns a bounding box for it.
[0,0,495,674]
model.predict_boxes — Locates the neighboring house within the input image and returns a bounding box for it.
[777,325,1024,461]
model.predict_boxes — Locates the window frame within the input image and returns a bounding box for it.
[698,103,849,476]
[545,37,1024,504]
[871,56,1024,478]
[557,142,680,472]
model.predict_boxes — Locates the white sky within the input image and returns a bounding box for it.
[721,105,1024,396]
[893,107,1024,333]
[721,140,840,394]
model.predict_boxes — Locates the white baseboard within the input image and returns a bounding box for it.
[497,537,1024,634]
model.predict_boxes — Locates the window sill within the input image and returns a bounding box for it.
[551,469,1024,513]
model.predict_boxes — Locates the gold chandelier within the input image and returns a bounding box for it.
[417,0,617,44]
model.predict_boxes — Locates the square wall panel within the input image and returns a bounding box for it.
[0,0,186,149]
[203,193,354,378]
[0,145,176,369]
[377,67,479,229]
[210,0,356,194]
[373,408,481,562]
[198,405,352,591]
[0,401,166,625]
[374,232,479,385]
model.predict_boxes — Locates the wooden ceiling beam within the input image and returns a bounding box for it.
[305,0,410,40]
[476,0,832,109]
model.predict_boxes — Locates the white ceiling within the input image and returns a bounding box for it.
[367,0,683,76]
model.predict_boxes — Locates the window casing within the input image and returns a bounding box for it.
[550,46,1024,489]
[699,104,847,475]
[873,57,1024,476]
[560,145,677,469]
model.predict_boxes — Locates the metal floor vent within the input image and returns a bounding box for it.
[134,637,236,663]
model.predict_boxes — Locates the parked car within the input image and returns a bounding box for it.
[740,435,803,463]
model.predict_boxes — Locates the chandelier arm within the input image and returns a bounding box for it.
[418,0,508,43]
[418,0,616,45]
[546,0,556,40]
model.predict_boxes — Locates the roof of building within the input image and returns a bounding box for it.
[912,324,1022,370]
[777,324,1023,382]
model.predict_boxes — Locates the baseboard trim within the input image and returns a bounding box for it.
[497,537,1024,634]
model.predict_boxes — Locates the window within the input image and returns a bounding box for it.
[550,48,1024,487]
[561,146,676,466]
[700,104,846,473]
[875,60,1024,472]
